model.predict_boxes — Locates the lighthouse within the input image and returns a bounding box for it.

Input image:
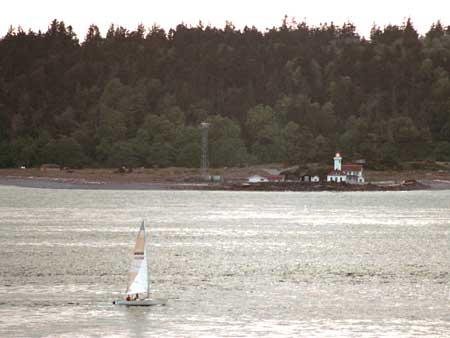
[334,152,342,171]
[327,152,365,184]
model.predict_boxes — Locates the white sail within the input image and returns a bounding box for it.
[126,220,149,296]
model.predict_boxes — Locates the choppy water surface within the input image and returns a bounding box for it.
[0,186,449,337]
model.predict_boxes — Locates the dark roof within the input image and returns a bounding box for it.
[342,164,363,171]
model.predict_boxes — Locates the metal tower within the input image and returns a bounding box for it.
[200,122,210,180]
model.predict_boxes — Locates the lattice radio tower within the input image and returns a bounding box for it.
[200,122,210,180]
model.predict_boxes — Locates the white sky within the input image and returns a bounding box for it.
[1,0,449,40]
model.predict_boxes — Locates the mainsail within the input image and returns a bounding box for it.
[126,220,149,296]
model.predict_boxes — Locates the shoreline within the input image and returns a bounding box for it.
[0,167,449,191]
[0,174,449,191]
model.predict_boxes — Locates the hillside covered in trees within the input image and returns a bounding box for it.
[1,18,450,169]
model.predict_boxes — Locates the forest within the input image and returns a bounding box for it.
[1,18,450,169]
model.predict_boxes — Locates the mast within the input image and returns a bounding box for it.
[144,219,149,299]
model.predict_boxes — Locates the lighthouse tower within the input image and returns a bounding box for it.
[334,152,342,171]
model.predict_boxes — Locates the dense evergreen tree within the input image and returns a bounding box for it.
[1,18,450,169]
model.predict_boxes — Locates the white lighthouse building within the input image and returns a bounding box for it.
[334,153,342,171]
[327,153,346,183]
[327,152,365,184]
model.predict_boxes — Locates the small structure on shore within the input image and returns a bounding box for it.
[280,166,321,182]
[248,174,284,183]
[266,175,284,182]
[310,175,320,182]
[327,153,365,184]
[299,174,320,182]
[248,175,269,183]
[209,175,222,183]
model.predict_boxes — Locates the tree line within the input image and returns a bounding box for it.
[1,18,450,169]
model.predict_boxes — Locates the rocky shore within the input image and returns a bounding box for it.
[0,174,445,192]
[217,180,431,192]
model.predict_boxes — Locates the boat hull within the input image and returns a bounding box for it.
[113,298,167,306]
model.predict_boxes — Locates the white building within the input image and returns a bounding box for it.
[248,175,269,183]
[326,153,365,184]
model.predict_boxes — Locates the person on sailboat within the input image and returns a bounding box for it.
[134,293,139,301]
[126,294,131,301]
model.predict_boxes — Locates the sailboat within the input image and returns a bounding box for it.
[113,220,166,306]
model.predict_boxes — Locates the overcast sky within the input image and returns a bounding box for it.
[1,0,449,39]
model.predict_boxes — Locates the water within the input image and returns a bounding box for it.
[0,186,449,337]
